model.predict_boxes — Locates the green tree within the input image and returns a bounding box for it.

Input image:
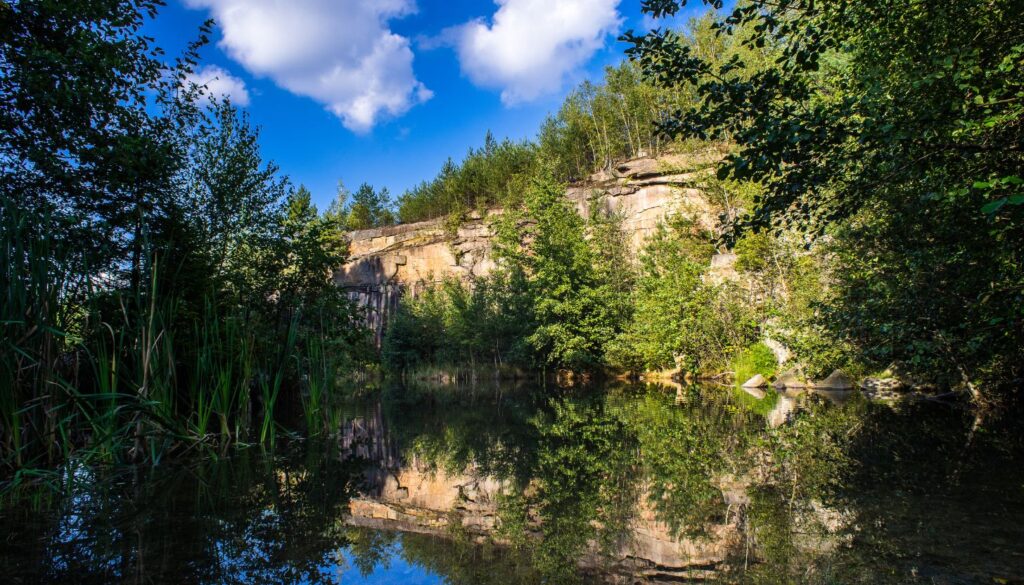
[0,1,373,470]
[343,182,395,230]
[397,135,538,224]
[0,0,211,282]
[494,176,626,371]
[183,100,288,304]
[607,214,753,373]
[280,185,348,304]
[625,0,1024,395]
[539,61,685,182]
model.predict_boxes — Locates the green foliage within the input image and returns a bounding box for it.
[383,279,469,370]
[382,274,535,374]
[511,177,630,371]
[385,193,762,378]
[0,0,205,269]
[732,342,778,386]
[280,186,349,304]
[180,99,289,304]
[728,225,855,379]
[397,60,700,225]
[397,132,537,224]
[332,182,396,230]
[0,1,371,474]
[386,176,635,374]
[537,22,769,184]
[538,61,686,182]
[626,0,1024,395]
[733,231,774,274]
[607,214,754,373]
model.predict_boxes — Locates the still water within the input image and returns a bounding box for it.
[2,381,1022,584]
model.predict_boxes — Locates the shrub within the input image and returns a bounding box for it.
[732,342,779,386]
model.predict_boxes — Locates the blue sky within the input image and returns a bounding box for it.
[147,0,714,211]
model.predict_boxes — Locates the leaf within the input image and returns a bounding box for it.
[981,198,1007,214]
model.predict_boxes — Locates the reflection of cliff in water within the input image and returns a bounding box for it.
[336,381,1024,585]
[337,388,744,583]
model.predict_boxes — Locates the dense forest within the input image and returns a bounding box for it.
[2,0,1023,482]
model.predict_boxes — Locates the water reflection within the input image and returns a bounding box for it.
[1,381,1022,584]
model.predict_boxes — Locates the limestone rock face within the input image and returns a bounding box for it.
[336,151,726,340]
[338,214,494,289]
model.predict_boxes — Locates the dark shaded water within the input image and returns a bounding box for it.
[2,381,1023,584]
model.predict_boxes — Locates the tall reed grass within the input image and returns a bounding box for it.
[1,200,78,469]
[1,197,360,485]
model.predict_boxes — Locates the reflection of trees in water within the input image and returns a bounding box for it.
[1,445,363,584]
[377,380,544,482]
[728,392,1024,584]
[526,396,642,582]
[368,382,758,582]
[609,385,758,539]
[401,529,541,585]
[371,381,1024,584]
[5,383,1021,584]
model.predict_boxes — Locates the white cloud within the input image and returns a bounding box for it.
[185,65,251,106]
[449,0,622,104]
[184,0,431,133]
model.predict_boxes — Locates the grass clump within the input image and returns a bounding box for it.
[732,342,778,387]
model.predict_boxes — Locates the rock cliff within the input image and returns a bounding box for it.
[334,150,732,342]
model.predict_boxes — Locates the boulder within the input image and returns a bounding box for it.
[773,368,806,390]
[860,377,905,393]
[613,157,660,179]
[742,374,768,389]
[814,369,855,390]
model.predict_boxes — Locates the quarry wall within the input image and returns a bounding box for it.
[334,151,735,342]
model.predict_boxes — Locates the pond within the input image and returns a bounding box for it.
[1,380,1022,584]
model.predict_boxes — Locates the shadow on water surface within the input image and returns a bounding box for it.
[1,379,1022,584]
